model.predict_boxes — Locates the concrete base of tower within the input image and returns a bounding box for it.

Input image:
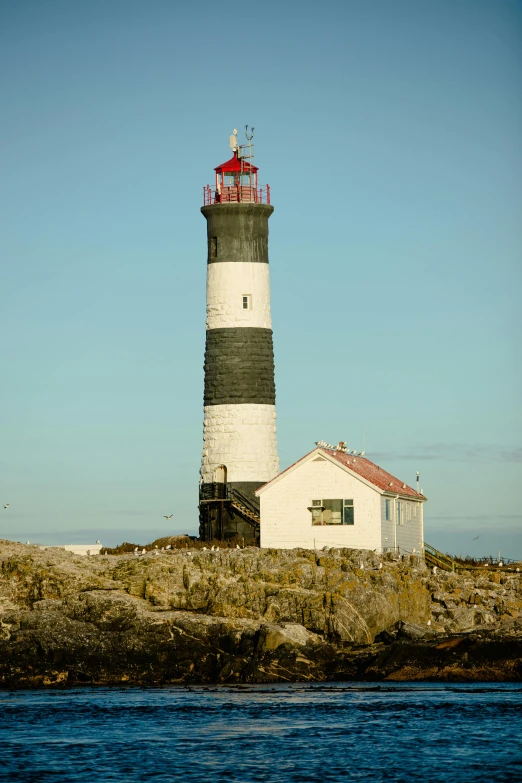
[198,481,263,544]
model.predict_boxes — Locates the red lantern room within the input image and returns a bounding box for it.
[203,127,271,206]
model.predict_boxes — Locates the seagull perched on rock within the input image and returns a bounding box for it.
[134,547,139,552]
[236,544,240,549]
[164,514,173,520]
[141,548,146,555]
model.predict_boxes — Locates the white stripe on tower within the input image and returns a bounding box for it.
[200,199,279,497]
[206,262,272,330]
[201,403,279,484]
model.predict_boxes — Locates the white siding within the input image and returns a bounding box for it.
[380,496,424,553]
[259,457,381,550]
[380,496,395,551]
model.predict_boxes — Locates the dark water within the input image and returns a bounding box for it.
[0,684,521,782]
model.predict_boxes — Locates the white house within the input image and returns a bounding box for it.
[37,543,103,556]
[256,446,426,553]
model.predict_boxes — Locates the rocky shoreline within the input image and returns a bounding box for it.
[0,540,520,686]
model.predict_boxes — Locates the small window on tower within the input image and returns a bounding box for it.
[242,295,252,310]
[209,237,217,259]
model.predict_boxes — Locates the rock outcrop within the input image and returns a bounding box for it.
[0,541,520,686]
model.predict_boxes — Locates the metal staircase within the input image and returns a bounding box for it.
[424,543,461,572]
[229,488,260,527]
[199,483,260,542]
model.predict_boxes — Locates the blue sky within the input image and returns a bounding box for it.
[1,0,521,557]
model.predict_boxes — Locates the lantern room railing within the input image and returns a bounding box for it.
[203,184,271,206]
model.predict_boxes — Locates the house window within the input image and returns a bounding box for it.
[385,499,391,521]
[323,499,342,524]
[397,501,403,526]
[311,499,354,526]
[343,499,354,525]
[310,499,324,525]
[242,294,252,310]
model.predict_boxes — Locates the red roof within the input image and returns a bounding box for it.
[325,449,425,498]
[215,151,258,174]
[257,448,426,499]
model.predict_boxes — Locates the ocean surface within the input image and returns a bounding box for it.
[0,683,521,782]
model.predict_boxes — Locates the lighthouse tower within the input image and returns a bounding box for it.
[199,129,279,543]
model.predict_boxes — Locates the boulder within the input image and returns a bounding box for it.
[397,621,431,641]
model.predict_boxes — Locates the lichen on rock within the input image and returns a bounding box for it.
[0,540,520,686]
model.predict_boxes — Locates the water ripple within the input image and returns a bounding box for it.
[0,683,520,782]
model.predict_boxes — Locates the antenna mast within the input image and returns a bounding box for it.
[241,125,255,192]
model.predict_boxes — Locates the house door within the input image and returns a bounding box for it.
[213,465,227,484]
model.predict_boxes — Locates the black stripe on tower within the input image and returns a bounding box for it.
[204,327,275,406]
[202,203,274,264]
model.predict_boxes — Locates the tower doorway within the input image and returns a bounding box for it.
[213,464,227,484]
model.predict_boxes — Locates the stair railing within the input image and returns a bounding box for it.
[228,487,260,520]
[424,543,460,572]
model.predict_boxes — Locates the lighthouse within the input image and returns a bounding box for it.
[199,129,279,543]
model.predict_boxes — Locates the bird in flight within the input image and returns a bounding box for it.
[3,503,9,509]
[164,513,173,520]
[472,535,481,541]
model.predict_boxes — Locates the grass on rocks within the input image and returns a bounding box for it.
[101,536,247,555]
